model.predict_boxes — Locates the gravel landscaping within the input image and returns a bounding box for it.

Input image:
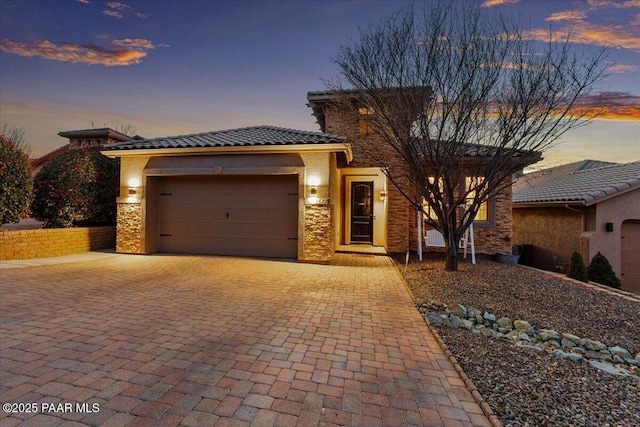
[396,255,640,427]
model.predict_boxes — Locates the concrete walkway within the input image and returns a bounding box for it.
[0,253,491,426]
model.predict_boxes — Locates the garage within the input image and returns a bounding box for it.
[157,174,299,258]
[621,220,640,292]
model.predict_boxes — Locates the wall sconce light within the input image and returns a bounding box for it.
[127,177,141,201]
[380,190,387,201]
[605,222,613,232]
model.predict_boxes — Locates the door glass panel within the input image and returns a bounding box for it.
[350,181,373,243]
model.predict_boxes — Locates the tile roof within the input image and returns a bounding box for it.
[103,125,346,151]
[513,160,640,205]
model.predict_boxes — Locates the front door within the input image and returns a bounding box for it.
[350,181,373,243]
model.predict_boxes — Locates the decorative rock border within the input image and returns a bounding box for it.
[418,300,640,380]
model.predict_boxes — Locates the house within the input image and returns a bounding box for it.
[512,160,640,292]
[31,128,134,175]
[101,90,522,263]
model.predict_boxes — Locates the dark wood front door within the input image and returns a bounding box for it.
[350,181,373,243]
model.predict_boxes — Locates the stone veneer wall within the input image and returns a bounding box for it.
[0,226,115,260]
[323,104,411,252]
[323,103,514,255]
[303,204,334,263]
[116,203,143,254]
[409,184,514,255]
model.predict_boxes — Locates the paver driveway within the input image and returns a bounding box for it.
[0,253,490,427]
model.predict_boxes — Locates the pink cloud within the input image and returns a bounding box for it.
[608,63,640,73]
[481,0,520,6]
[104,2,148,19]
[587,0,640,8]
[529,20,640,52]
[572,92,640,121]
[0,36,167,66]
[545,10,587,22]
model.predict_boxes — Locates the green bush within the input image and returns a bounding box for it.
[0,136,33,225]
[587,251,622,289]
[31,146,119,228]
[567,251,588,282]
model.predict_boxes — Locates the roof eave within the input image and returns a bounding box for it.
[512,200,587,208]
[101,143,353,163]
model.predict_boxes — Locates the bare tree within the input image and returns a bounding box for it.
[1,123,31,156]
[328,1,608,271]
[91,120,137,137]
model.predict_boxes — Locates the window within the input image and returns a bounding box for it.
[465,177,489,222]
[421,176,491,223]
[358,107,374,134]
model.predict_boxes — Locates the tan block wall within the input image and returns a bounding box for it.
[513,206,583,272]
[0,226,115,260]
[116,203,143,254]
[303,204,334,263]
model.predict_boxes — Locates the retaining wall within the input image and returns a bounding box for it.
[0,226,116,260]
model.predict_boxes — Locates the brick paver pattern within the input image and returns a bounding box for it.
[0,254,491,427]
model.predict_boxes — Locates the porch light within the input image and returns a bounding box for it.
[127,178,141,201]
[307,176,321,203]
[380,190,387,201]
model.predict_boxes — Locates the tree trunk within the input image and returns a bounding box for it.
[444,225,459,271]
[444,242,459,271]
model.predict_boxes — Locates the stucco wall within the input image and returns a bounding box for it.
[1,226,115,260]
[513,206,583,272]
[114,153,336,262]
[586,188,640,277]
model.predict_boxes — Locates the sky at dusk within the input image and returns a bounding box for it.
[1,0,639,169]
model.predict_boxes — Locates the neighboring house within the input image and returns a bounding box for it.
[512,160,640,292]
[101,90,526,263]
[31,128,134,175]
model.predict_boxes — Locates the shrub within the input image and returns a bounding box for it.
[567,251,588,282]
[31,146,119,228]
[0,136,33,225]
[587,251,622,289]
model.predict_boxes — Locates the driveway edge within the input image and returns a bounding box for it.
[389,256,503,427]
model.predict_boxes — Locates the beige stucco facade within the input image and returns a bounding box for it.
[513,187,640,291]
[111,150,343,263]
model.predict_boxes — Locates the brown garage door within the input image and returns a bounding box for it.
[621,220,640,292]
[158,175,298,258]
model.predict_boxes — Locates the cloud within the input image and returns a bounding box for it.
[587,0,640,8]
[103,1,148,19]
[77,0,89,4]
[545,10,587,22]
[608,63,640,73]
[481,0,520,6]
[574,92,640,121]
[102,10,122,19]
[529,20,640,52]
[0,36,167,66]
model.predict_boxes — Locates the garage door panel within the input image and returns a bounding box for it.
[158,175,298,258]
